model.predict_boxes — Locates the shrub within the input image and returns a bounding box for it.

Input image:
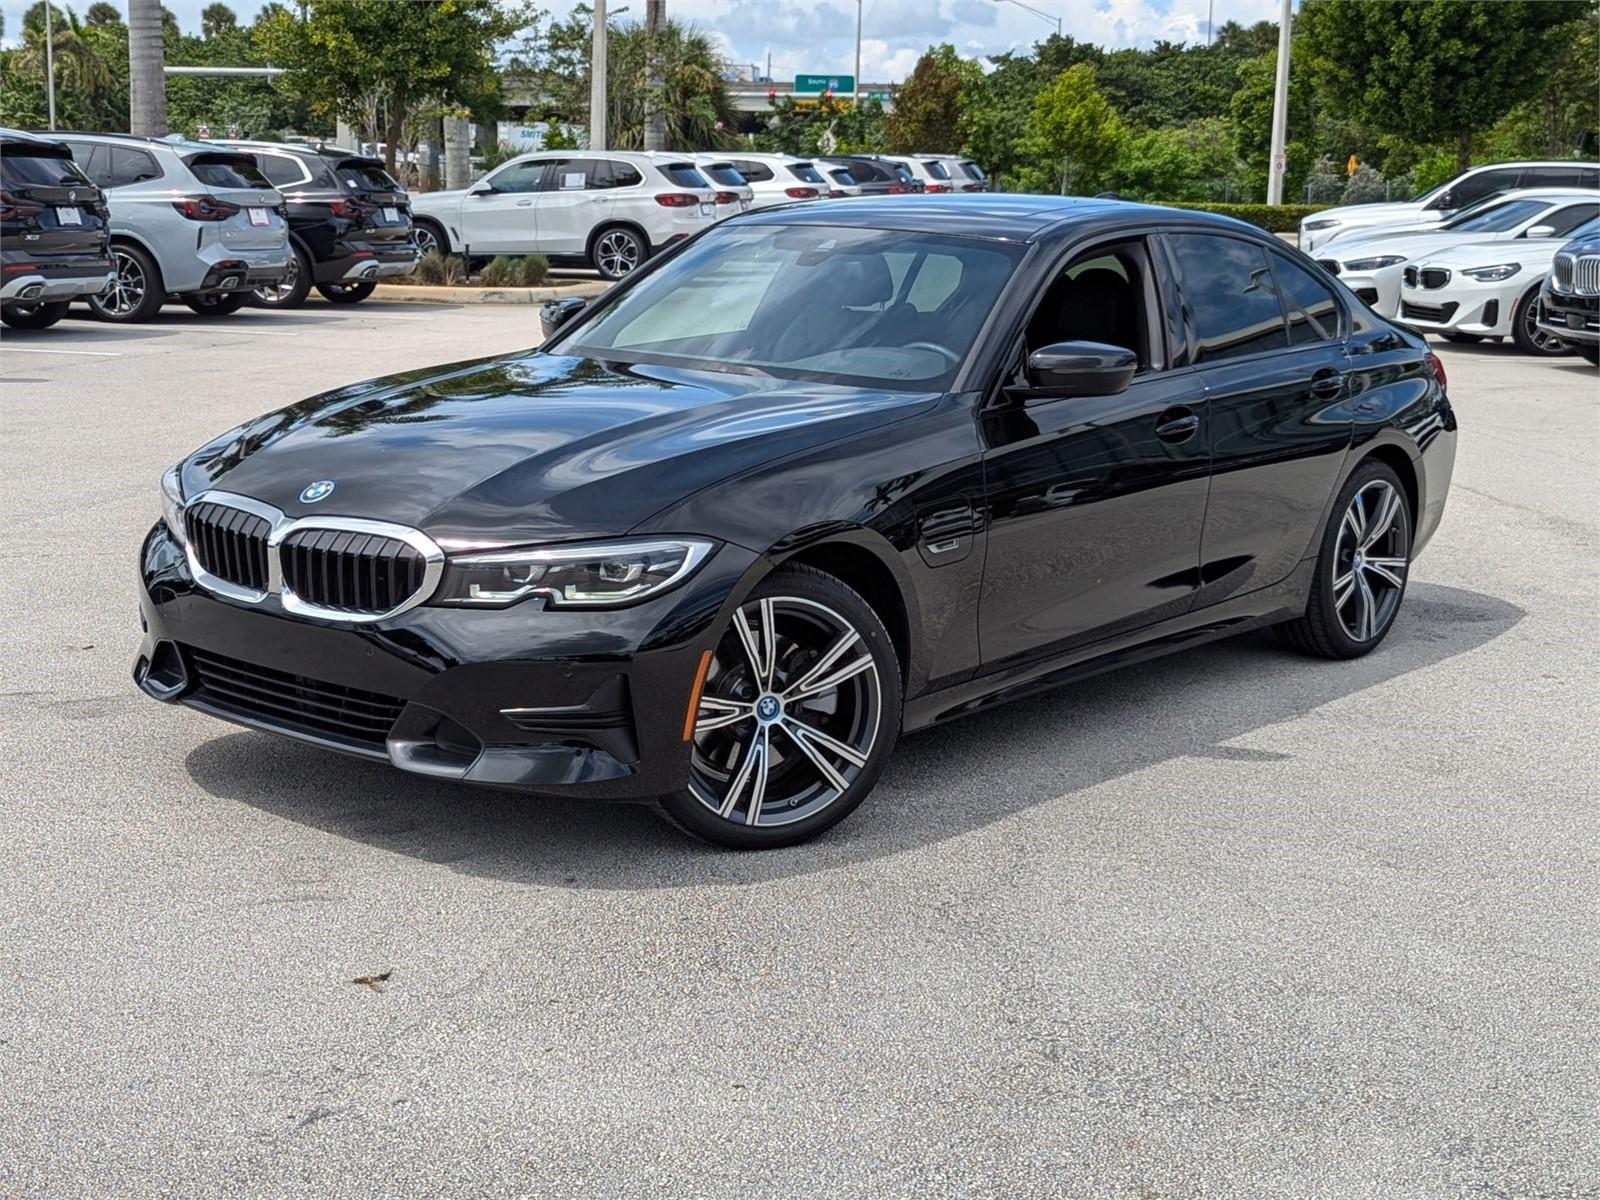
[1151,201,1331,232]
[411,250,465,286]
[477,255,520,288]
[518,254,551,287]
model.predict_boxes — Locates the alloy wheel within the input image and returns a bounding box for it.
[414,225,442,258]
[595,230,641,278]
[102,248,145,318]
[689,596,882,828]
[1332,479,1409,643]
[1522,294,1569,356]
[254,254,299,304]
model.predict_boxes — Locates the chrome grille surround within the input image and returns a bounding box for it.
[1552,253,1573,292]
[1575,254,1600,296]
[174,490,445,623]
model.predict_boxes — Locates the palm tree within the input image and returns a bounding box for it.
[128,0,166,134]
[12,4,117,125]
[606,20,738,150]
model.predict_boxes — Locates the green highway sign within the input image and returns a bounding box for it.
[864,90,891,101]
[794,74,855,94]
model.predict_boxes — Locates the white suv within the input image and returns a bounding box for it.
[717,154,830,209]
[409,151,716,280]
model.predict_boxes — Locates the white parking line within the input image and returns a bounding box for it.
[144,324,299,337]
[1,346,124,357]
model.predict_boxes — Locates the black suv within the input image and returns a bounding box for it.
[819,155,922,196]
[220,141,418,308]
[1538,224,1600,364]
[0,128,113,329]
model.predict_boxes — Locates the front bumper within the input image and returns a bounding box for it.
[1398,277,1519,338]
[134,521,760,799]
[1537,285,1600,347]
[1330,264,1404,316]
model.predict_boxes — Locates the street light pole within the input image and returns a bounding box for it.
[590,0,608,151]
[44,0,57,130]
[991,0,1062,39]
[853,0,862,105]
[1265,0,1292,205]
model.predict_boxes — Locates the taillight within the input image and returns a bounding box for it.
[655,193,698,207]
[0,190,46,221]
[171,195,240,221]
[1426,351,1447,392]
[828,189,846,198]
[714,191,739,205]
[926,184,948,193]
[784,187,818,199]
[887,184,907,195]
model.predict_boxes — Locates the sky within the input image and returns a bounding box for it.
[3,0,1288,81]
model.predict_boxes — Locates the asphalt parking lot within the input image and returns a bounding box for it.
[1,302,1595,1198]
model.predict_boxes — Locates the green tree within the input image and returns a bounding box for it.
[1230,44,1315,201]
[886,44,976,153]
[1029,63,1124,194]
[2,3,120,129]
[1479,11,1600,160]
[1104,127,1203,201]
[201,3,237,39]
[256,0,532,172]
[1300,0,1573,171]
[84,2,121,26]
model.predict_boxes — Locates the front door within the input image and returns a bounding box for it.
[458,158,546,254]
[978,237,1211,669]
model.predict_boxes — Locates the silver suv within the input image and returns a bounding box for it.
[54,132,291,321]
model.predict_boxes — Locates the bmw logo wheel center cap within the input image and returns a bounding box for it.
[299,480,336,504]
[755,693,784,725]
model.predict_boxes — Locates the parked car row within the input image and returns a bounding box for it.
[1,126,419,327]
[1303,165,1599,360]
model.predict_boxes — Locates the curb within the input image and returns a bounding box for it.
[371,281,611,305]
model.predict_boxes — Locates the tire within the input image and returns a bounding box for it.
[412,219,447,260]
[1,299,70,329]
[591,225,646,281]
[251,244,312,308]
[184,292,249,316]
[1275,459,1413,660]
[1511,285,1572,357]
[316,281,376,304]
[1576,344,1600,365]
[1440,331,1483,343]
[89,242,164,323]
[658,564,902,849]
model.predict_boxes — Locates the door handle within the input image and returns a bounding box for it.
[1155,408,1200,443]
[1309,369,1345,399]
[515,199,533,207]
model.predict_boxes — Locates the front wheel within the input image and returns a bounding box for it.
[659,565,901,849]
[1511,286,1572,357]
[316,281,376,304]
[1,299,71,329]
[591,226,646,281]
[184,292,249,316]
[1275,459,1413,660]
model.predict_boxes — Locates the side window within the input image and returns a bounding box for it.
[731,159,774,183]
[1543,203,1600,237]
[546,158,596,190]
[1167,233,1288,363]
[488,159,548,193]
[61,141,109,186]
[257,154,306,188]
[1526,166,1585,187]
[1269,253,1342,346]
[108,147,162,187]
[607,159,642,188]
[1581,168,1600,189]
[1025,239,1159,371]
[1450,168,1516,207]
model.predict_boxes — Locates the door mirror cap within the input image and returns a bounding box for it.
[1431,188,1455,211]
[1525,224,1557,239]
[468,182,496,196]
[540,297,587,341]
[1024,341,1137,398]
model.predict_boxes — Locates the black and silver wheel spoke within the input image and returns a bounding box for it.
[690,595,881,828]
[1332,479,1409,643]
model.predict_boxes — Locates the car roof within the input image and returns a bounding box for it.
[215,139,377,162]
[1463,160,1600,172]
[1,127,73,153]
[40,130,238,156]
[732,194,1263,242]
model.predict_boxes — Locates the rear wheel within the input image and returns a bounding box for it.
[1511,285,1572,357]
[1276,459,1413,660]
[659,565,901,849]
[591,225,646,281]
[316,281,376,304]
[252,244,312,308]
[1,299,70,329]
[89,243,165,323]
[184,292,249,316]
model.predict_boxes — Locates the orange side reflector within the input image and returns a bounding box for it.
[682,650,713,742]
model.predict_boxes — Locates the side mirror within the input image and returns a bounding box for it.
[540,297,587,341]
[1024,341,1137,397]
[1427,189,1454,212]
[468,181,496,196]
[1525,225,1557,239]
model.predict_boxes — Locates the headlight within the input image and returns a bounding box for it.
[1342,255,1407,272]
[433,537,715,608]
[160,466,185,541]
[1462,263,1521,282]
[1303,218,1340,232]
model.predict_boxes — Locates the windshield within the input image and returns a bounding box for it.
[960,161,988,181]
[336,159,400,191]
[1411,180,1449,204]
[922,159,951,180]
[786,162,826,185]
[1563,216,1600,242]
[701,163,746,187]
[1443,198,1549,232]
[552,223,1024,389]
[1,147,92,187]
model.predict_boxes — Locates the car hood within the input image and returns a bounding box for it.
[1325,229,1503,264]
[1313,201,1427,228]
[180,351,937,548]
[408,187,466,211]
[1412,238,1564,269]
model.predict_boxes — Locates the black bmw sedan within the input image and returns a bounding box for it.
[136,196,1457,848]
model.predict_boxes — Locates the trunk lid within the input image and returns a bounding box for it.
[1,141,108,257]
[332,157,413,243]
[184,152,286,250]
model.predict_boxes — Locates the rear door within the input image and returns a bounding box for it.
[184,152,286,250]
[535,157,615,255]
[1162,232,1353,608]
[0,139,107,258]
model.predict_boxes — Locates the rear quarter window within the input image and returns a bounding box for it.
[108,146,163,188]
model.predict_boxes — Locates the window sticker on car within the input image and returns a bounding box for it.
[562,172,585,190]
